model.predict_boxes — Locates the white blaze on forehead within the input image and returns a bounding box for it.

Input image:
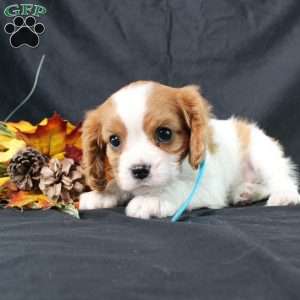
[112,82,153,142]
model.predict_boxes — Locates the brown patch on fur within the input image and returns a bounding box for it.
[144,84,190,161]
[234,118,251,154]
[82,99,126,192]
[144,83,212,169]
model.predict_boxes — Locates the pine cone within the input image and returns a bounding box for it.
[7,147,48,191]
[39,158,86,202]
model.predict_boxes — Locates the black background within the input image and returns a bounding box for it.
[1,1,300,299]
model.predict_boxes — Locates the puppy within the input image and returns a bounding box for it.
[79,81,300,219]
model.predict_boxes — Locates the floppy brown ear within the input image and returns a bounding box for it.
[177,85,211,169]
[82,107,109,192]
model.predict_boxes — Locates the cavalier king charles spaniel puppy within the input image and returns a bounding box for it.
[79,81,300,219]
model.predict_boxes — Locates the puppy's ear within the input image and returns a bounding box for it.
[177,85,211,169]
[82,107,110,192]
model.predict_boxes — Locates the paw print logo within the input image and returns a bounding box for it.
[4,16,45,48]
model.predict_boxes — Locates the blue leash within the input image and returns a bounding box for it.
[171,159,207,222]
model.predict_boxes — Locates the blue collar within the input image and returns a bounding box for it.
[171,159,207,222]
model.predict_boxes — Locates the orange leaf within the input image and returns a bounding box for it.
[67,122,76,134]
[28,197,54,209]
[65,145,82,163]
[7,191,53,209]
[0,177,10,187]
[65,123,82,162]
[66,122,82,149]
[7,118,48,134]
[0,138,26,163]
[17,113,67,157]
[6,121,37,134]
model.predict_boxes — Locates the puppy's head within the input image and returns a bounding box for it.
[82,81,211,193]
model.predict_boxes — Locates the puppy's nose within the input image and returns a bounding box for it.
[131,164,151,180]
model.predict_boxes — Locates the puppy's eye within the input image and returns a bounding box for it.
[155,127,172,144]
[109,135,121,148]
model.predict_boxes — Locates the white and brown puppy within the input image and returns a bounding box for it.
[79,81,300,219]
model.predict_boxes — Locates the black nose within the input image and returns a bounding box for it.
[131,164,151,180]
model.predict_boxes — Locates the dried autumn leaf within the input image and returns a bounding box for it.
[0,186,9,203]
[56,202,80,219]
[6,118,48,134]
[52,152,65,160]
[6,121,38,134]
[0,163,8,177]
[9,119,76,135]
[7,191,53,209]
[0,176,17,203]
[66,122,82,149]
[0,122,15,137]
[0,135,13,146]
[0,138,26,163]
[17,113,67,157]
[67,122,76,134]
[65,123,82,162]
[0,177,10,187]
[27,196,54,209]
[65,145,82,163]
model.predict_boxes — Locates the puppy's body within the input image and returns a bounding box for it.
[80,81,299,218]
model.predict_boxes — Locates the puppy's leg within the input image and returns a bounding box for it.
[250,127,300,206]
[125,195,179,219]
[79,191,119,210]
[125,196,159,219]
[231,182,269,206]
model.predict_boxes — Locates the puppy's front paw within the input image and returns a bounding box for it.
[266,191,300,206]
[125,196,160,219]
[79,191,118,210]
